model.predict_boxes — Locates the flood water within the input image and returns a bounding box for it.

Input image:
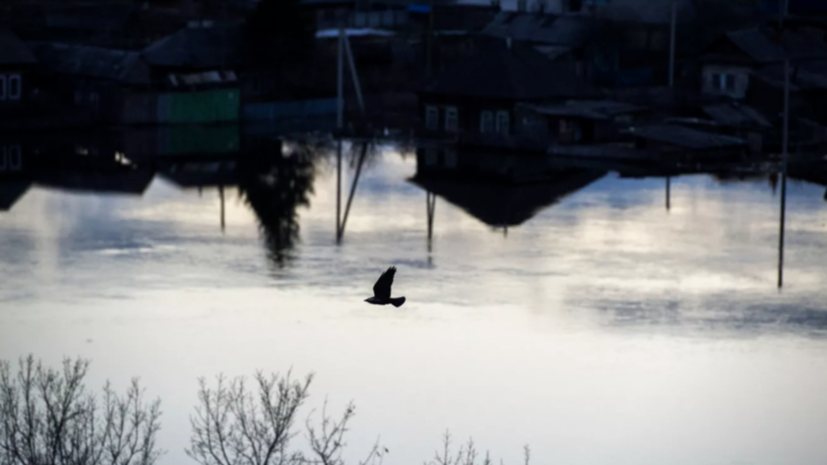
[2,141,827,465]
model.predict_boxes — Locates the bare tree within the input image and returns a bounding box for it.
[425,432,530,465]
[187,371,384,465]
[0,355,163,465]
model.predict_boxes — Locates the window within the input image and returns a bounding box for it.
[8,145,21,171]
[8,74,21,100]
[496,111,510,135]
[425,149,438,166]
[0,75,6,101]
[444,106,458,132]
[425,105,439,131]
[445,149,457,168]
[710,73,721,90]
[724,74,736,91]
[480,111,494,133]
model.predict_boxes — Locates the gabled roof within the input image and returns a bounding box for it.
[27,42,151,84]
[142,24,245,69]
[702,103,772,129]
[704,28,827,64]
[0,27,37,66]
[0,182,31,211]
[410,169,603,227]
[420,39,598,100]
[482,12,593,46]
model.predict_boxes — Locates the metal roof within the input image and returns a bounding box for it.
[27,42,150,84]
[0,27,37,66]
[420,39,599,100]
[625,125,747,150]
[522,100,645,120]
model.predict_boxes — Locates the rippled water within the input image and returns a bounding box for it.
[1,145,827,465]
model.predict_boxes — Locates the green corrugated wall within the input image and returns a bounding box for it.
[167,88,240,124]
[166,124,240,156]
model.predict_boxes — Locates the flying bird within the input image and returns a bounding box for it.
[365,266,406,307]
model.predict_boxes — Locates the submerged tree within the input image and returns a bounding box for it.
[0,355,162,465]
[187,371,384,465]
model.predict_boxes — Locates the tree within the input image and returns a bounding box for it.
[0,355,163,465]
[187,370,384,465]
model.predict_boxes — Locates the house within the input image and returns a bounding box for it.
[418,38,597,143]
[27,42,153,124]
[141,22,243,123]
[517,100,645,143]
[481,11,595,75]
[698,27,827,100]
[0,27,37,118]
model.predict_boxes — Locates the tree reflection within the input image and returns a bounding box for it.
[237,144,318,269]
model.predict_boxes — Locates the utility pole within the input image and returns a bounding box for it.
[777,0,790,288]
[426,0,435,79]
[668,0,677,87]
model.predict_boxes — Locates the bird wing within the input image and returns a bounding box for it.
[372,266,396,299]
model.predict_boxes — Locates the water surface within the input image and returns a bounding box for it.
[2,146,827,465]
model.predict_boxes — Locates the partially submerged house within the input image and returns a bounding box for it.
[699,27,827,99]
[142,22,243,123]
[28,42,152,124]
[418,38,597,145]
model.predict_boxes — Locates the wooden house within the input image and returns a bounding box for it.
[0,27,37,119]
[417,38,597,145]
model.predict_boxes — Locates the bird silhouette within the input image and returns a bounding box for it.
[365,266,406,307]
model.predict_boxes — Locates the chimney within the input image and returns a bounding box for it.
[507,37,512,49]
[517,0,527,12]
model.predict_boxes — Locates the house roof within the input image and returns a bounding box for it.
[142,24,245,69]
[482,12,594,46]
[624,124,747,150]
[753,61,827,91]
[596,0,697,25]
[409,169,604,227]
[420,39,598,100]
[702,103,772,128]
[0,27,37,66]
[522,100,645,120]
[27,42,151,84]
[0,182,31,212]
[706,28,827,64]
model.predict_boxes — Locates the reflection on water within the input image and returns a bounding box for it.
[2,134,827,465]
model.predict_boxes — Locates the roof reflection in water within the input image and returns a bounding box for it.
[409,147,606,229]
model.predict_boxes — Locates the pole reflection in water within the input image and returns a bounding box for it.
[778,59,790,289]
[219,185,225,232]
[335,141,368,244]
[426,190,436,253]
